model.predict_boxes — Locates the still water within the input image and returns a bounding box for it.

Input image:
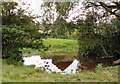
[22,55,114,74]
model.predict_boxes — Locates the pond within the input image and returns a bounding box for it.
[22,55,115,74]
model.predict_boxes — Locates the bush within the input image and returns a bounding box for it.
[2,2,46,63]
[95,63,103,71]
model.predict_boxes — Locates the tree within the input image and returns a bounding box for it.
[77,11,105,58]
[2,2,46,63]
[87,2,120,18]
[87,1,120,60]
[76,1,120,66]
[41,2,76,39]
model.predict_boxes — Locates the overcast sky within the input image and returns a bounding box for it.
[14,0,116,23]
[15,0,44,22]
[14,0,86,23]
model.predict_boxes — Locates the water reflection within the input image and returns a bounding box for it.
[64,59,81,74]
[22,56,81,74]
[22,55,115,74]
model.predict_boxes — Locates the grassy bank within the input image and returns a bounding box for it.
[2,38,119,82]
[2,60,118,82]
[23,38,78,57]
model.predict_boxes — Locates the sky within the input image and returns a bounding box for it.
[14,0,85,23]
[15,0,44,22]
[13,0,117,23]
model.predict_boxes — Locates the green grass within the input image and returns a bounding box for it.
[2,60,118,82]
[2,38,119,82]
[43,38,78,51]
[23,38,78,57]
[0,59,2,83]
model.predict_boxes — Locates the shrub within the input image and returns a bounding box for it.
[2,2,46,63]
[95,63,103,71]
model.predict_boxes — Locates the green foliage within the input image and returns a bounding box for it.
[55,2,72,17]
[41,2,76,39]
[52,18,68,38]
[79,45,91,56]
[72,29,79,39]
[52,18,76,39]
[2,2,46,63]
[78,6,120,58]
[42,2,73,18]
[95,63,103,71]
[103,19,120,55]
[77,11,104,58]
[78,43,105,58]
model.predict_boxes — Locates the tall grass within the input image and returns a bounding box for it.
[2,60,118,82]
